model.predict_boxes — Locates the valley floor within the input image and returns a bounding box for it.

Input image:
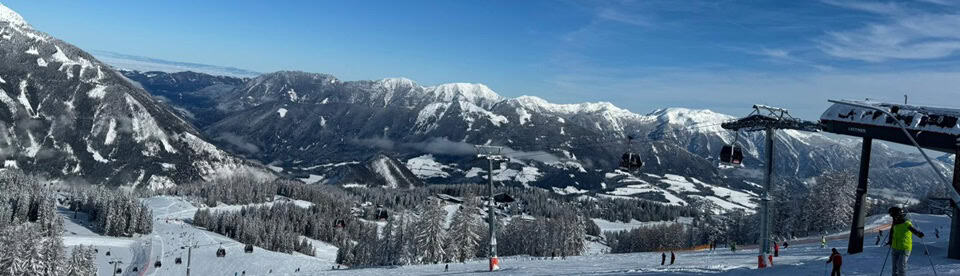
[62,196,960,275]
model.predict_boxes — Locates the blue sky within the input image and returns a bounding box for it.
[4,0,960,119]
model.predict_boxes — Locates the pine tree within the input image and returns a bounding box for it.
[414,199,447,264]
[64,246,97,276]
[805,171,856,233]
[445,195,481,262]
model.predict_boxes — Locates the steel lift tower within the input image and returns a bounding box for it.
[721,105,820,268]
[476,145,508,271]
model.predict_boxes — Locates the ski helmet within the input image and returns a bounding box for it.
[888,206,903,217]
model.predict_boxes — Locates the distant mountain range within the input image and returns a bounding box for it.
[121,69,950,210]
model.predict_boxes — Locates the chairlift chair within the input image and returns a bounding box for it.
[244,244,254,254]
[115,268,122,274]
[175,257,182,264]
[154,260,162,268]
[216,246,227,258]
[618,136,644,171]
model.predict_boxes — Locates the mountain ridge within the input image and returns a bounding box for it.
[0,4,271,187]
[121,69,947,208]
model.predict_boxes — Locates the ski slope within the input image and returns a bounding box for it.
[329,214,959,276]
[63,196,960,275]
[62,196,337,276]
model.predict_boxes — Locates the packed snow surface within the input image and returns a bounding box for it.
[320,214,958,275]
[63,195,957,276]
[63,196,335,276]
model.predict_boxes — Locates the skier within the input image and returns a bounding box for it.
[876,231,883,246]
[885,207,924,276]
[935,227,940,239]
[826,248,842,276]
[445,264,449,272]
[670,251,675,265]
[820,236,826,249]
[782,242,789,249]
[774,242,779,257]
[661,252,666,265]
[730,242,737,252]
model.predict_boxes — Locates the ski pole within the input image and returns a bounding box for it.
[921,240,939,276]
[879,245,891,276]
[910,219,939,276]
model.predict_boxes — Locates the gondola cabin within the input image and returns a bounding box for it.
[619,152,643,171]
[216,248,227,258]
[719,145,744,164]
[375,208,389,221]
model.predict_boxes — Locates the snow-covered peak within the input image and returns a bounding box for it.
[648,107,734,127]
[424,82,503,106]
[0,3,28,28]
[513,95,641,118]
[377,77,417,90]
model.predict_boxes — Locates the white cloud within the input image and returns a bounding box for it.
[819,1,960,62]
[821,0,906,15]
[596,8,654,27]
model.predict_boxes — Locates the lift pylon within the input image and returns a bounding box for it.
[721,105,819,269]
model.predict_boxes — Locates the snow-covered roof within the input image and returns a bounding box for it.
[821,100,960,136]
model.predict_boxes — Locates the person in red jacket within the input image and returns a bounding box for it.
[774,242,779,257]
[826,248,842,276]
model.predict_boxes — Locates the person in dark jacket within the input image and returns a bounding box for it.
[670,251,676,265]
[661,252,666,265]
[826,248,842,276]
[773,242,779,257]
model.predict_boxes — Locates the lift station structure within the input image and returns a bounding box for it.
[819,99,960,258]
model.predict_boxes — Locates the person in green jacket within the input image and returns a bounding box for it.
[885,207,924,276]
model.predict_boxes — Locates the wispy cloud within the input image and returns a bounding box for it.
[596,7,654,27]
[821,0,906,15]
[819,0,960,62]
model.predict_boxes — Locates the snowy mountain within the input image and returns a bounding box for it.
[120,68,947,206]
[0,4,268,187]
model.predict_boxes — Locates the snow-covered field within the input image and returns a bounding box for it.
[63,196,959,275]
